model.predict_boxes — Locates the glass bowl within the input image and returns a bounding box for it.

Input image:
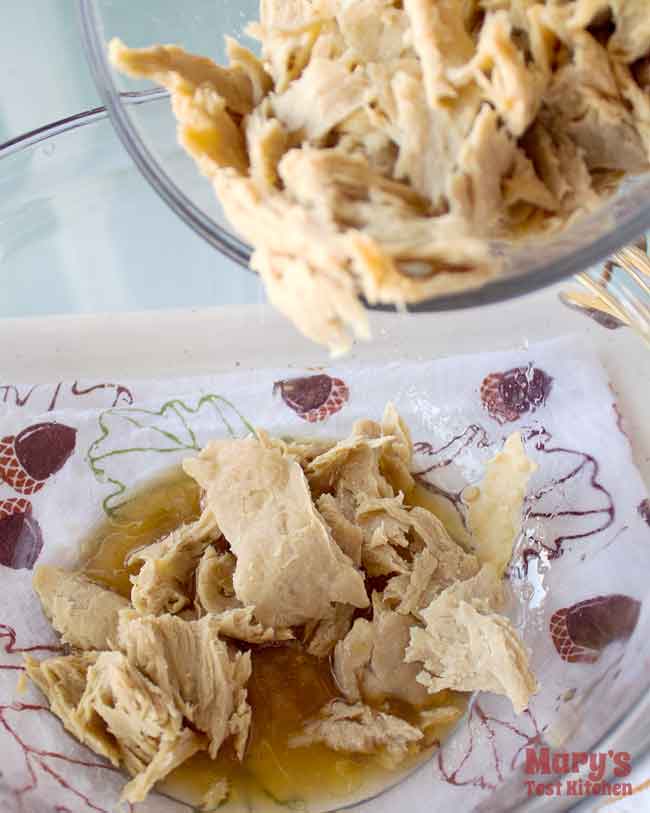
[77,0,650,313]
[1,98,650,813]
[0,103,263,319]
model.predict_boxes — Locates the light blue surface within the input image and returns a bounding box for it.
[1,2,98,142]
[0,1,262,316]
[0,0,228,140]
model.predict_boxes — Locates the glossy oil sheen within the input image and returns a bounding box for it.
[80,466,467,811]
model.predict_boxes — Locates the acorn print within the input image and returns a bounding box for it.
[0,422,77,495]
[480,365,552,424]
[550,594,641,664]
[0,498,43,570]
[639,498,650,527]
[273,374,349,422]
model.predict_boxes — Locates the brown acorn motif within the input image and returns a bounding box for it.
[550,594,641,664]
[0,498,43,570]
[273,374,349,423]
[0,422,77,495]
[480,365,552,424]
[639,498,650,527]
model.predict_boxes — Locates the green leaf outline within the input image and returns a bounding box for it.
[87,394,254,516]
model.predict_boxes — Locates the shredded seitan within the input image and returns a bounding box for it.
[405,564,539,713]
[128,508,221,616]
[289,699,423,764]
[183,435,369,626]
[109,1,650,353]
[33,566,129,650]
[27,405,538,802]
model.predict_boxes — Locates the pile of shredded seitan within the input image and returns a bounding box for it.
[27,405,538,805]
[110,1,650,352]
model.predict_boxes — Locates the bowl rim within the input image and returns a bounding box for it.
[0,107,106,157]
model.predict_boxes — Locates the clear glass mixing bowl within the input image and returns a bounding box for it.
[77,0,650,313]
[2,90,650,813]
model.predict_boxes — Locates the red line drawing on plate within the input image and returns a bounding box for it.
[0,699,197,812]
[413,426,490,533]
[0,381,134,412]
[413,423,617,572]
[0,623,139,812]
[0,624,62,656]
[0,702,117,813]
[612,401,629,439]
[0,386,38,408]
[519,427,615,570]
[0,624,62,673]
[437,701,543,791]
[414,425,491,470]
[70,382,134,408]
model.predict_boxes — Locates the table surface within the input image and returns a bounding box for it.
[2,6,650,811]
[1,2,98,143]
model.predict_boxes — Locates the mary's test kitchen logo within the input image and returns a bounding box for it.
[524,747,632,798]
